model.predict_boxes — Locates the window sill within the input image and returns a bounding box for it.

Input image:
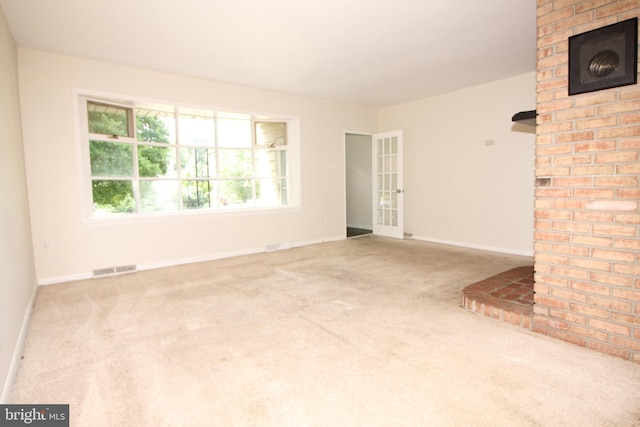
[81,204,302,227]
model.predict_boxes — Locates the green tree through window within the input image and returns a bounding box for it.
[88,106,172,214]
[84,98,290,216]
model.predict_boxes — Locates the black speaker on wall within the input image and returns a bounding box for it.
[568,17,638,95]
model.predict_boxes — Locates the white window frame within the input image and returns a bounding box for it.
[74,90,300,223]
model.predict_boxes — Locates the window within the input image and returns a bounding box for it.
[82,97,293,217]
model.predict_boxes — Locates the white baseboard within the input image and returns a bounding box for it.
[38,272,92,286]
[322,235,348,243]
[35,236,532,286]
[412,235,534,258]
[34,238,345,285]
[1,283,38,404]
[137,246,265,272]
[291,238,324,248]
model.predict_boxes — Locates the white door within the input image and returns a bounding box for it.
[372,130,404,239]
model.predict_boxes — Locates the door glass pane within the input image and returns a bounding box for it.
[373,132,401,235]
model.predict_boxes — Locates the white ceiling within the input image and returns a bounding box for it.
[0,0,537,108]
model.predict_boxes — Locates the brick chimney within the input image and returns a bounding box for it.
[534,0,640,362]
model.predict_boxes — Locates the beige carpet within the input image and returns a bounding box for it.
[9,236,640,426]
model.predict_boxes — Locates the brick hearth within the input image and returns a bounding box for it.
[461,266,534,329]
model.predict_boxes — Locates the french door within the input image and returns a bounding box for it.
[372,130,404,239]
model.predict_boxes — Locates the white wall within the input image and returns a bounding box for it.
[378,73,536,255]
[16,47,535,283]
[17,49,377,283]
[345,134,372,229]
[0,9,37,402]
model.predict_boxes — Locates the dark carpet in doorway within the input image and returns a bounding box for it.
[347,227,372,238]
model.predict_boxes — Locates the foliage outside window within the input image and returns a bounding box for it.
[84,99,290,216]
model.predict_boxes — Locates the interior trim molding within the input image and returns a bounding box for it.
[412,235,534,258]
[36,238,335,285]
[38,272,93,286]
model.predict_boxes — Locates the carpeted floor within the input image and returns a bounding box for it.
[9,236,640,426]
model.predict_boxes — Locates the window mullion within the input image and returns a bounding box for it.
[214,115,220,209]
[87,134,136,143]
[174,106,183,210]
[132,112,141,214]
[251,120,257,206]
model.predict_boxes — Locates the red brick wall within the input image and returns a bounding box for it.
[535,0,640,363]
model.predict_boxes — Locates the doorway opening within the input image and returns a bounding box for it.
[345,133,373,238]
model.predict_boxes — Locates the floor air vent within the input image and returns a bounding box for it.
[93,264,137,277]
